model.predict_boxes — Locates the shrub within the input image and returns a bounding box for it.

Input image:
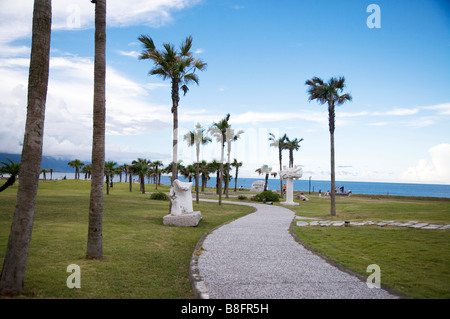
[150,191,170,201]
[238,195,247,200]
[255,190,280,202]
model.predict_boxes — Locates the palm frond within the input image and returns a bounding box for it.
[180,35,193,56]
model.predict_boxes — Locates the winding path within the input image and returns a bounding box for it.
[193,200,399,299]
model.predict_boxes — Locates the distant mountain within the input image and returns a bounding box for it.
[0,153,84,173]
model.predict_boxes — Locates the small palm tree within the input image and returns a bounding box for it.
[255,164,276,191]
[68,159,84,180]
[231,158,243,192]
[131,158,150,194]
[285,137,304,168]
[82,164,92,180]
[40,168,49,180]
[305,76,352,216]
[151,160,163,188]
[138,35,207,185]
[199,160,210,192]
[269,133,287,198]
[104,161,117,195]
[0,158,20,192]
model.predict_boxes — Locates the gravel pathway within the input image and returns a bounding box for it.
[195,200,399,299]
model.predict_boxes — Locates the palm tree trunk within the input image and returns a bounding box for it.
[234,167,238,192]
[279,148,283,199]
[218,142,224,205]
[171,80,179,184]
[195,148,200,204]
[129,173,132,192]
[329,102,336,216]
[87,0,106,260]
[0,0,51,296]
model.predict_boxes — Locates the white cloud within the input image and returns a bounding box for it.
[401,144,450,184]
[0,0,201,52]
[0,55,171,159]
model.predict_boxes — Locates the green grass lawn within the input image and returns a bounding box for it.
[288,193,450,299]
[0,179,254,298]
[1,180,449,299]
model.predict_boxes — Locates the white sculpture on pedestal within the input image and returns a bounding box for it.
[279,166,303,206]
[169,179,194,216]
[163,179,202,226]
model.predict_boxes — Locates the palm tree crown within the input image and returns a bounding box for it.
[305,76,352,133]
[138,35,207,184]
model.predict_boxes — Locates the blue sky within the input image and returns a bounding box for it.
[0,0,449,184]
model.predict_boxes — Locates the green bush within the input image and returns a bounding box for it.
[150,191,170,201]
[238,195,247,200]
[255,190,280,202]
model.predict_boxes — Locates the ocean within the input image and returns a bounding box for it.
[48,171,450,199]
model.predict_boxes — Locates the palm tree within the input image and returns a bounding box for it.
[208,114,230,205]
[269,133,287,198]
[40,168,49,180]
[184,123,211,203]
[199,160,210,192]
[49,168,53,180]
[231,158,243,192]
[151,160,163,188]
[138,35,207,185]
[68,159,84,180]
[0,159,21,193]
[255,164,277,191]
[208,160,221,195]
[104,161,117,195]
[305,76,352,216]
[132,158,150,194]
[0,0,52,296]
[82,164,92,180]
[224,128,244,198]
[87,0,106,260]
[285,137,304,168]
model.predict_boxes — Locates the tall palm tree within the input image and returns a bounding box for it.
[269,133,287,198]
[104,161,117,195]
[0,0,52,296]
[68,159,84,180]
[184,123,211,203]
[305,76,352,216]
[87,0,106,260]
[225,128,244,198]
[0,159,21,193]
[231,158,243,192]
[138,35,207,185]
[285,137,304,168]
[208,114,230,205]
[255,164,276,191]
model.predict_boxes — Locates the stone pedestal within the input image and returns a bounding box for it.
[163,179,201,227]
[163,211,202,227]
[279,166,303,206]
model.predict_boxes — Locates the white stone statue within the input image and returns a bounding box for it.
[279,166,303,206]
[169,179,194,216]
[163,179,202,227]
